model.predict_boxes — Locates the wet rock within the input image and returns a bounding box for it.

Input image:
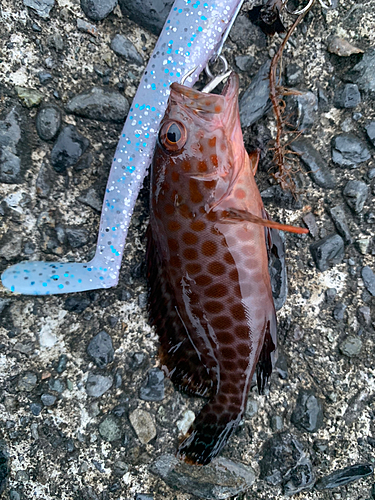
[310,234,345,272]
[0,108,23,184]
[51,125,90,173]
[316,463,373,490]
[334,84,361,108]
[80,0,117,21]
[235,55,254,73]
[291,388,324,433]
[41,393,56,406]
[78,187,102,212]
[361,266,375,296]
[111,34,144,65]
[66,87,129,122]
[151,454,256,499]
[0,232,23,260]
[87,331,114,368]
[240,61,272,128]
[331,133,370,167]
[15,86,44,107]
[343,180,369,214]
[329,205,352,244]
[259,432,314,495]
[36,105,61,141]
[64,296,91,313]
[17,372,37,392]
[129,409,156,444]
[230,15,266,50]
[66,227,89,248]
[99,415,122,442]
[36,163,56,198]
[0,441,9,495]
[333,303,346,321]
[23,0,54,18]
[285,90,318,132]
[339,336,362,357]
[365,121,375,146]
[290,138,336,189]
[118,0,173,35]
[139,368,165,401]
[345,47,375,95]
[86,373,113,397]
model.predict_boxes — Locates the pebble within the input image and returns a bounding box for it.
[285,90,318,132]
[23,0,54,18]
[38,71,53,85]
[239,61,272,128]
[291,388,324,433]
[139,368,165,401]
[365,121,375,146]
[345,47,375,95]
[63,297,91,313]
[138,292,148,309]
[36,105,61,141]
[333,303,346,321]
[41,394,56,406]
[355,237,370,255]
[113,461,129,477]
[86,373,113,397]
[118,0,173,34]
[129,409,156,444]
[66,227,90,248]
[329,205,352,244]
[361,266,375,296]
[316,463,373,490]
[339,336,362,357]
[111,34,144,65]
[176,410,195,435]
[290,138,336,188]
[331,133,370,167]
[87,331,114,368]
[333,84,361,108]
[15,86,44,108]
[270,415,284,431]
[51,125,90,173]
[77,18,98,36]
[302,213,318,238]
[259,432,314,495]
[80,0,117,21]
[15,470,29,482]
[17,372,37,392]
[9,491,20,500]
[99,415,122,442]
[310,234,345,272]
[343,180,369,214]
[136,495,153,500]
[235,54,254,73]
[0,441,9,495]
[48,378,65,393]
[66,87,129,122]
[30,403,42,416]
[0,109,23,184]
[36,163,56,198]
[78,187,102,211]
[357,306,371,325]
[285,63,304,86]
[151,454,256,499]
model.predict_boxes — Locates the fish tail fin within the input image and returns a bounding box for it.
[177,396,243,465]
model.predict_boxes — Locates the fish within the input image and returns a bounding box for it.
[147,72,308,465]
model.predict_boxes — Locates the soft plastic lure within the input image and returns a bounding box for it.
[1,0,245,295]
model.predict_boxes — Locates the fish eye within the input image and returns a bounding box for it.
[159,120,187,152]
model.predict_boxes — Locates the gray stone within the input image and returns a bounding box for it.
[291,388,324,433]
[78,186,102,212]
[36,163,56,198]
[316,463,373,490]
[339,336,363,357]
[9,491,20,500]
[86,373,113,397]
[51,125,90,174]
[41,393,56,406]
[230,15,266,50]
[129,409,156,444]
[113,461,129,477]
[77,18,98,36]
[365,121,375,146]
[362,266,375,296]
[285,63,304,86]
[17,372,37,392]
[48,378,65,393]
[333,303,346,321]
[332,133,370,167]
[290,138,336,189]
[334,84,361,108]
[357,306,371,325]
[151,454,256,499]
[66,87,129,122]
[111,34,144,65]
[66,227,89,248]
[0,441,9,495]
[329,205,352,244]
[235,55,254,73]
[139,368,165,401]
[343,180,369,213]
[118,0,173,35]
[98,415,122,441]
[36,105,61,141]
[30,403,42,416]
[56,354,67,373]
[87,331,114,368]
[0,232,23,260]
[0,109,23,184]
[64,297,90,313]
[138,292,148,308]
[355,238,370,255]
[23,0,54,18]
[80,0,117,21]
[345,48,375,95]
[310,234,345,272]
[38,71,53,84]
[285,90,318,132]
[240,61,272,128]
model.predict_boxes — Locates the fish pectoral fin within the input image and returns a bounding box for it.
[256,319,277,394]
[220,208,309,235]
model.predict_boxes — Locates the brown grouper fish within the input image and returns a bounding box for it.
[147,72,308,465]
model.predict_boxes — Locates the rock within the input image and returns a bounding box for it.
[268,229,287,312]
[80,0,117,21]
[365,121,375,146]
[235,55,254,73]
[259,432,314,495]
[329,205,352,244]
[355,238,370,255]
[138,292,148,308]
[66,87,129,122]
[23,0,54,17]
[240,61,272,128]
[0,441,9,495]
[77,18,98,36]
[334,84,361,108]
[136,495,153,500]
[63,297,91,313]
[291,388,324,433]
[176,410,195,435]
[151,454,256,499]
[333,303,346,321]
[118,0,173,35]
[36,105,61,141]
[113,461,129,477]
[361,266,375,296]
[38,71,53,84]
[99,415,122,442]
[270,415,284,431]
[230,15,266,50]
[339,336,362,357]
[343,180,369,213]
[30,402,42,416]
[51,125,90,174]
[15,86,44,107]
[66,227,89,248]
[285,90,318,131]
[285,63,304,86]
[357,306,371,326]
[87,331,114,368]
[331,133,370,167]
[345,47,375,95]
[86,373,113,397]
[78,187,102,211]
[49,378,65,393]
[129,409,156,444]
[0,108,23,184]
[328,36,363,57]
[316,463,373,490]
[139,368,165,401]
[310,234,345,272]
[0,232,23,260]
[41,393,57,406]
[261,185,300,210]
[290,138,336,189]
[302,213,318,238]
[36,163,56,198]
[111,34,144,65]
[17,372,37,392]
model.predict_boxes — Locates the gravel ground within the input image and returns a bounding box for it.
[0,0,375,499]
